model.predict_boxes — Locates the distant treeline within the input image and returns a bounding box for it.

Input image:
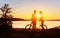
[0,18,60,21]
[0,18,29,21]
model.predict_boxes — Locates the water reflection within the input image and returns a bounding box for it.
[12,21,60,29]
[36,21,40,29]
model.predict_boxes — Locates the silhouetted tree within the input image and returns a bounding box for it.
[0,4,13,29]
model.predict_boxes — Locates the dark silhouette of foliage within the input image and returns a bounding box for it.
[0,4,13,29]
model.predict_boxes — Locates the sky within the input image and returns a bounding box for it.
[0,0,60,20]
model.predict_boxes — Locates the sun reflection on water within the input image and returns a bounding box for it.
[36,21,40,29]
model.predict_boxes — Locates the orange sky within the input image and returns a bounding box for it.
[12,8,60,20]
[0,0,60,20]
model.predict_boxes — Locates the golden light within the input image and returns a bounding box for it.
[35,13,41,20]
[35,13,41,29]
[36,21,40,29]
[36,13,40,18]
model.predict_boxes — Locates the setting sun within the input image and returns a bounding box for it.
[36,13,40,20]
[35,13,41,29]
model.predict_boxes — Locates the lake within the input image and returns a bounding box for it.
[12,21,60,29]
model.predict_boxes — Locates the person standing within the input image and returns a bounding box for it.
[39,11,44,30]
[31,10,37,29]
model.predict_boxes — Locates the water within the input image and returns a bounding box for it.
[12,21,60,29]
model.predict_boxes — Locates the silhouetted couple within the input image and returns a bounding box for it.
[31,10,44,29]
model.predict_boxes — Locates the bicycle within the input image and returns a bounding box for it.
[39,24,47,30]
[25,23,33,30]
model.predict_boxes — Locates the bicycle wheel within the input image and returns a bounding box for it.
[39,24,47,29]
[25,24,33,29]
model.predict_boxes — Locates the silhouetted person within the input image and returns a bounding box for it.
[39,11,44,30]
[39,11,47,30]
[31,10,37,29]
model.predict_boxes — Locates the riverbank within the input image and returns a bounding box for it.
[0,28,60,38]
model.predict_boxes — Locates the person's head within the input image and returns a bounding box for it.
[39,11,42,14]
[34,10,36,13]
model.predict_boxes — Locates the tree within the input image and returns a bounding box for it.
[0,4,13,29]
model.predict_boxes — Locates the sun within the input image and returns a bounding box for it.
[36,13,41,20]
[35,13,41,29]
